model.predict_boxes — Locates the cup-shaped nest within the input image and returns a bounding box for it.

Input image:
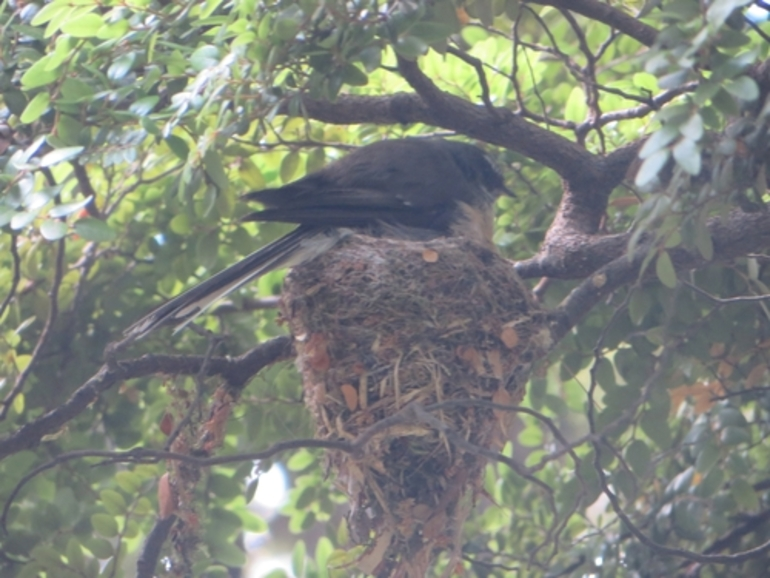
[281,235,552,577]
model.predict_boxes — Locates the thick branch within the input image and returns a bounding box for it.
[0,336,292,461]
[291,90,639,194]
[548,210,770,340]
[531,0,658,47]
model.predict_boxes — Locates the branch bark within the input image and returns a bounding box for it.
[548,209,770,342]
[530,0,658,47]
[0,336,292,461]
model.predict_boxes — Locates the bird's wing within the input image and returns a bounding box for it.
[244,185,442,210]
[124,226,347,340]
[242,186,458,230]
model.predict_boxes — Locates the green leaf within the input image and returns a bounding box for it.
[74,218,116,242]
[40,146,84,168]
[130,96,159,117]
[315,536,333,578]
[20,58,60,89]
[655,250,677,288]
[394,35,429,59]
[358,46,382,73]
[286,449,315,472]
[190,45,221,72]
[639,126,678,159]
[673,138,701,175]
[40,220,68,240]
[83,538,113,560]
[238,510,267,533]
[707,0,752,27]
[475,0,494,25]
[107,52,136,81]
[196,230,219,270]
[730,478,759,510]
[629,289,652,325]
[679,113,704,141]
[210,542,246,567]
[65,538,85,571]
[169,213,191,235]
[340,64,368,87]
[694,467,724,498]
[724,76,759,101]
[166,135,190,160]
[409,21,457,44]
[273,5,304,41]
[10,211,39,230]
[640,409,672,448]
[239,159,265,189]
[694,220,714,260]
[114,471,142,493]
[720,425,751,445]
[624,440,651,475]
[20,93,51,124]
[658,69,689,90]
[711,87,739,115]
[203,150,229,192]
[564,86,587,123]
[61,13,104,38]
[31,2,69,25]
[292,540,307,577]
[99,490,127,515]
[635,149,669,188]
[245,477,260,503]
[97,19,130,39]
[695,440,720,473]
[280,151,300,183]
[90,513,119,537]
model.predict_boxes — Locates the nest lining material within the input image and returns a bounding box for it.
[281,234,551,577]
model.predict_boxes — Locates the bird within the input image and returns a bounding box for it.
[124,137,512,340]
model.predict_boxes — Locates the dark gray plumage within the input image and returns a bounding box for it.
[124,138,511,340]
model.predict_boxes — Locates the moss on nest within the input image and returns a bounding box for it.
[281,234,551,577]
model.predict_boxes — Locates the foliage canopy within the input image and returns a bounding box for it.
[3,0,770,576]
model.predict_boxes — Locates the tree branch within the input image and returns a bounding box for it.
[531,0,659,47]
[0,336,293,461]
[546,209,770,341]
[1,239,66,421]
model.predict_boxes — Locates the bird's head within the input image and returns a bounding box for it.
[441,140,514,202]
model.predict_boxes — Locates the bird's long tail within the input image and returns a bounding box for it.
[124,225,347,340]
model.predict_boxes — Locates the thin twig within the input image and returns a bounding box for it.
[0,238,66,420]
[445,46,497,115]
[0,233,21,320]
[684,280,770,305]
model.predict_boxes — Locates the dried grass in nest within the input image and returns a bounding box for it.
[281,234,552,577]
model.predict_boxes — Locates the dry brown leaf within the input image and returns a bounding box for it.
[422,248,439,263]
[500,326,519,349]
[609,196,640,208]
[717,360,734,379]
[457,346,485,375]
[492,387,514,437]
[746,363,767,389]
[159,412,174,436]
[340,383,359,411]
[305,333,330,372]
[486,349,503,379]
[669,381,726,414]
[158,473,177,519]
[356,529,394,574]
[422,512,448,541]
[710,342,726,357]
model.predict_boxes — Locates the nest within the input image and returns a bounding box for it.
[281,234,552,577]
